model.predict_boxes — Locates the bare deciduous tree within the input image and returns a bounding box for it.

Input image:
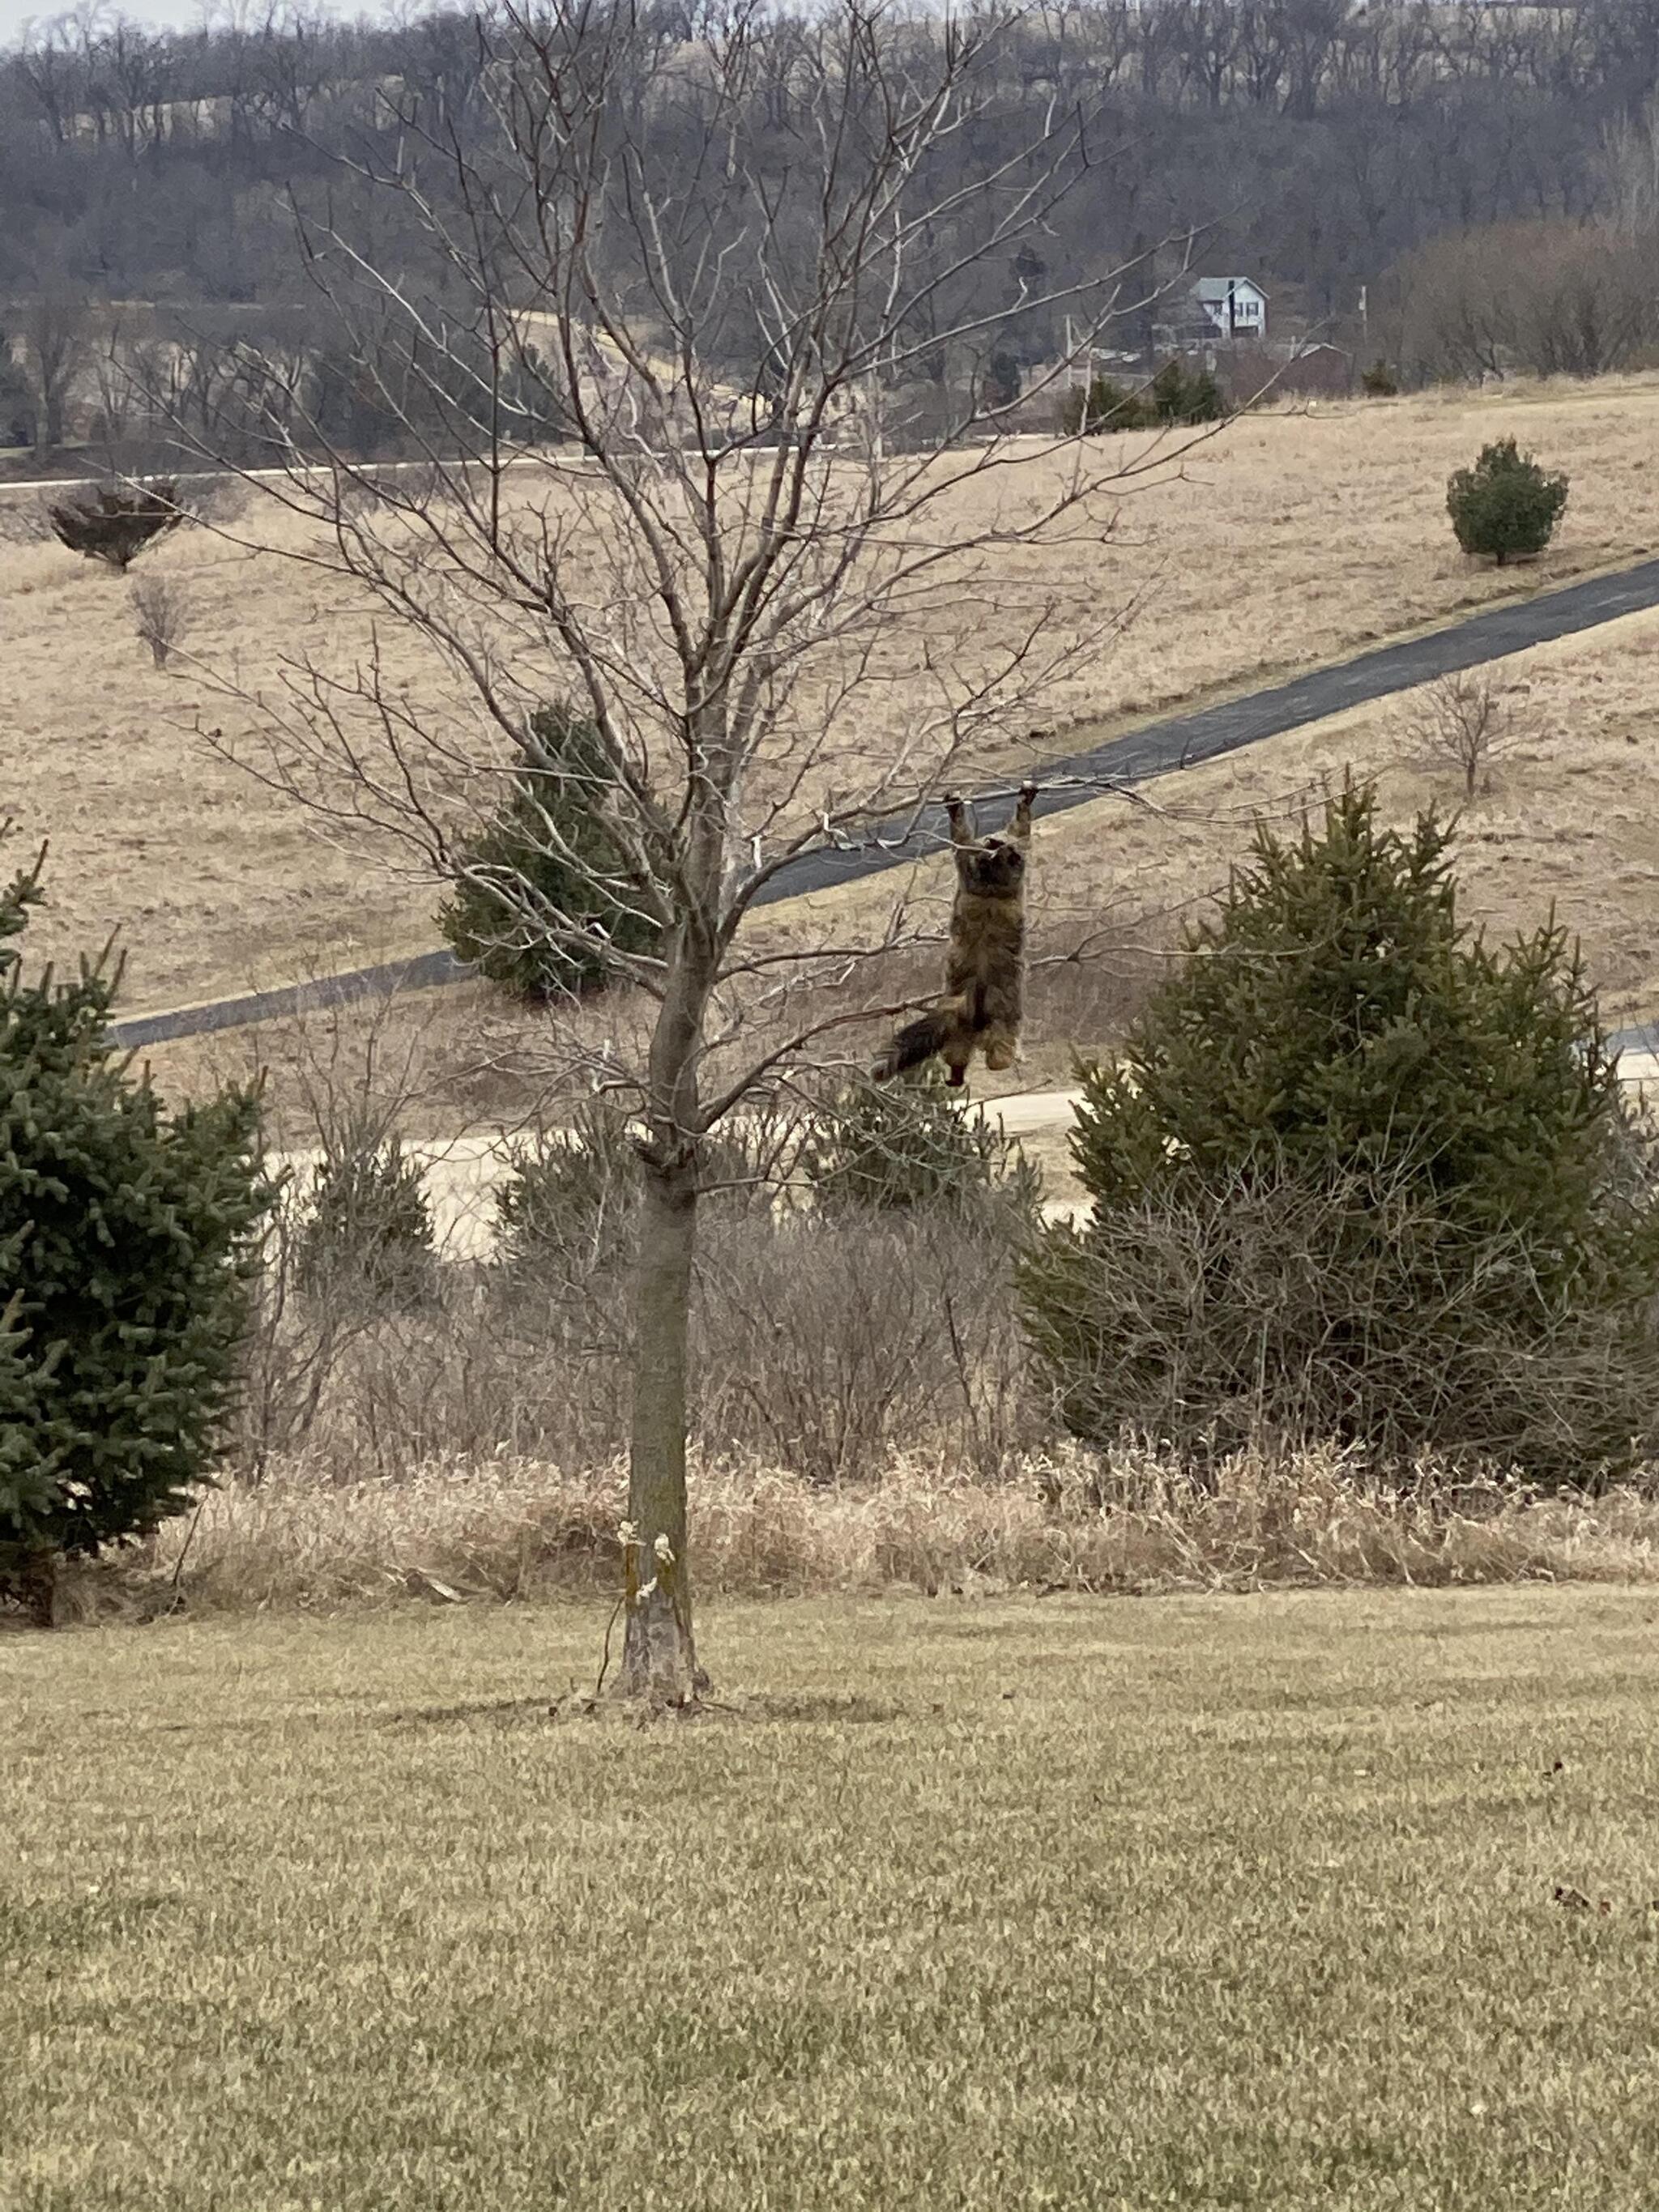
[1405,670,1528,800]
[130,571,189,667]
[184,0,1212,1702]
[1381,218,1653,386]
[18,288,90,457]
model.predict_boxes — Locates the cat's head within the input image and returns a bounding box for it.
[961,837,1026,898]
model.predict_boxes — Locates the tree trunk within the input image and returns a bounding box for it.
[619,1145,702,1702]
[2,1545,58,1629]
[614,724,724,1705]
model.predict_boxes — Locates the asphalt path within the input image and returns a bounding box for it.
[109,553,1659,1051]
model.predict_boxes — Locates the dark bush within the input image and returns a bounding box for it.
[493,1097,783,1292]
[1020,782,1659,1481]
[0,844,270,1622]
[1150,359,1226,425]
[1446,437,1568,565]
[1060,373,1156,435]
[984,348,1023,410]
[49,480,184,570]
[1058,362,1222,434]
[439,703,660,999]
[295,1123,437,1309]
[801,1067,1043,1230]
[493,1101,642,1287]
[1362,359,1400,397]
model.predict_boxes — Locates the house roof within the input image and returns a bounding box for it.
[1191,278,1269,304]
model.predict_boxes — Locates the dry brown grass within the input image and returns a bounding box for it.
[795,600,1659,1072]
[136,599,1659,1147]
[8,373,1659,1016]
[61,1443,1659,1622]
[13,1584,1659,2210]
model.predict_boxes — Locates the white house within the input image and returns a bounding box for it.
[1189,279,1269,340]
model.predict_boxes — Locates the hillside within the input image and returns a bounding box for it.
[6,375,1659,1028]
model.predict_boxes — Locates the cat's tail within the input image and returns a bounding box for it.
[872,998,969,1080]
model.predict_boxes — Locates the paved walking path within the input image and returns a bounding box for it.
[110,553,1659,1051]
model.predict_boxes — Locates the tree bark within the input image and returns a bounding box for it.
[616,901,716,1703]
[620,1145,702,1702]
[2,1546,58,1629]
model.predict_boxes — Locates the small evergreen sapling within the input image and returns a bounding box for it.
[0,841,271,1622]
[1060,375,1155,435]
[802,1066,1042,1230]
[440,703,660,999]
[1150,359,1225,425]
[296,1123,436,1308]
[1447,439,1569,565]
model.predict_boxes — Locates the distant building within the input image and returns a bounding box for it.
[1188,278,1269,341]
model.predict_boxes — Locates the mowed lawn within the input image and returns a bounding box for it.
[6,1589,1659,2210]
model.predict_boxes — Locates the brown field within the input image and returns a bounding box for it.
[138,599,1659,1151]
[801,599,1659,1063]
[7,372,1659,1019]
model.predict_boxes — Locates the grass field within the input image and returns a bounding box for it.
[6,1589,1659,2209]
[134,591,1659,1144]
[7,373,1659,1015]
[776,597,1659,1107]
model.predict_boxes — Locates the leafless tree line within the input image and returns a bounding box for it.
[9,0,1659,458]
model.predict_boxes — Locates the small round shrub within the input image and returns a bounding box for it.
[440,703,659,999]
[801,1066,1043,1230]
[1446,438,1568,565]
[295,1128,436,1307]
[493,1099,784,1288]
[493,1102,642,1284]
[1361,359,1399,398]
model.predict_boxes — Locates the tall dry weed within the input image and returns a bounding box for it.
[63,1442,1659,1622]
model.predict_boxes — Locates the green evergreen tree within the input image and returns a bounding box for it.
[1447,438,1568,565]
[0,842,271,1622]
[1151,359,1225,425]
[1060,374,1155,435]
[493,1101,642,1283]
[1020,783,1659,1478]
[439,703,659,999]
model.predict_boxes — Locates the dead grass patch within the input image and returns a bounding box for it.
[9,375,1659,1013]
[53,1444,1659,1623]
